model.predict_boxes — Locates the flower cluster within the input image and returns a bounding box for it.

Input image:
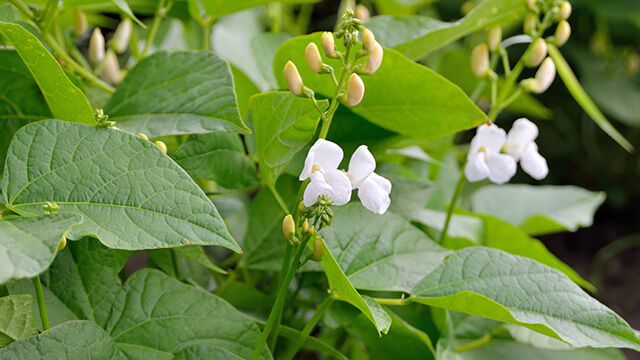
[300,139,391,215]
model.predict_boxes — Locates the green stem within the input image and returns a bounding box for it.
[39,0,58,36]
[8,0,34,18]
[268,244,294,351]
[318,46,352,139]
[454,333,492,353]
[201,19,213,51]
[216,270,238,296]
[281,296,335,360]
[372,296,412,306]
[439,169,466,243]
[296,4,314,34]
[270,185,290,214]
[270,3,283,32]
[33,275,50,330]
[141,0,168,57]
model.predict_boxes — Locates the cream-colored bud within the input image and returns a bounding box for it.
[555,20,571,46]
[321,32,335,57]
[362,41,383,74]
[89,28,105,64]
[526,0,537,10]
[471,43,489,78]
[73,10,88,37]
[138,133,149,141]
[523,13,537,35]
[282,214,295,242]
[57,236,67,251]
[362,28,375,52]
[559,1,572,20]
[284,61,304,96]
[487,26,502,52]
[312,235,325,261]
[112,18,132,54]
[344,73,365,106]
[526,38,547,67]
[305,42,323,73]
[533,57,555,93]
[302,219,310,234]
[102,52,122,85]
[155,141,167,153]
[355,4,370,22]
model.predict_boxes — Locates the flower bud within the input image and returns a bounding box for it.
[487,26,502,52]
[533,57,555,93]
[355,4,370,22]
[523,13,537,35]
[305,42,323,73]
[471,43,489,78]
[312,234,325,261]
[284,61,304,96]
[559,1,572,20]
[555,20,571,46]
[57,236,67,251]
[138,133,149,140]
[112,18,132,54]
[526,38,547,67]
[73,10,88,37]
[525,0,537,11]
[362,28,375,52]
[344,73,365,106]
[362,41,383,74]
[102,51,122,85]
[321,32,336,57]
[155,140,167,153]
[89,28,105,64]
[302,219,310,234]
[282,214,295,243]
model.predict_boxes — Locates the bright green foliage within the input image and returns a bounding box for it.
[104,51,249,137]
[201,0,319,17]
[2,120,240,252]
[0,295,37,348]
[411,247,640,350]
[0,51,51,120]
[174,245,227,275]
[171,132,258,189]
[110,0,144,27]
[0,22,94,125]
[457,341,626,360]
[0,214,81,284]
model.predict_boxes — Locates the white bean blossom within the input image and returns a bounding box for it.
[504,118,548,180]
[464,123,517,184]
[347,146,392,215]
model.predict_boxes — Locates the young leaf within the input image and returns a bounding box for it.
[0,295,38,348]
[0,51,51,121]
[0,214,82,284]
[0,22,94,125]
[0,320,126,359]
[3,120,241,252]
[103,51,249,137]
[411,247,640,350]
[174,245,227,275]
[110,0,145,27]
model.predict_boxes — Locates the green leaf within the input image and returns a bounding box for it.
[106,269,273,360]
[273,34,486,139]
[0,22,94,125]
[411,247,640,350]
[250,33,292,90]
[320,203,451,293]
[174,245,226,275]
[251,92,327,187]
[0,51,51,121]
[0,295,37,348]
[171,132,258,189]
[3,120,240,252]
[470,184,606,235]
[201,0,319,17]
[0,320,126,359]
[456,340,626,360]
[103,51,249,137]
[366,0,528,60]
[110,0,145,27]
[548,44,634,152]
[0,214,81,284]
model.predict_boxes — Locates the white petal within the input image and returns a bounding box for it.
[504,118,538,159]
[475,123,507,154]
[323,169,352,206]
[520,143,548,180]
[464,153,490,182]
[304,172,333,206]
[486,153,516,184]
[368,172,392,194]
[300,139,343,180]
[358,177,391,214]
[347,145,376,188]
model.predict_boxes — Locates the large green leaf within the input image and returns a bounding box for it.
[106,269,273,360]
[0,214,81,284]
[320,203,451,293]
[0,51,51,121]
[366,0,528,60]
[2,120,240,252]
[411,247,640,350]
[201,0,319,17]
[273,34,486,139]
[457,340,626,360]
[103,51,249,137]
[470,185,606,235]
[171,132,258,189]
[0,320,126,359]
[0,295,37,348]
[250,92,326,187]
[0,22,94,125]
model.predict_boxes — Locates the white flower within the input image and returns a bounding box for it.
[300,139,352,207]
[465,123,517,184]
[347,146,391,215]
[504,118,548,180]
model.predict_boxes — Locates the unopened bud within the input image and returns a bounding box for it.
[355,4,370,22]
[112,18,132,54]
[533,57,555,93]
[302,219,310,234]
[525,0,537,11]
[305,42,323,74]
[487,26,502,52]
[155,140,167,153]
[312,235,325,261]
[57,236,67,251]
[73,10,88,37]
[89,28,105,64]
[471,43,489,78]
[344,73,365,106]
[138,133,149,140]
[362,28,375,52]
[282,214,295,243]
[362,41,383,74]
[555,20,571,46]
[526,38,547,67]
[321,32,336,57]
[284,61,304,96]
[523,13,537,35]
[102,52,122,85]
[461,1,474,15]
[559,1,572,20]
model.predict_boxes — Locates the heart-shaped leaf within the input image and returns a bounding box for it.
[0,295,38,348]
